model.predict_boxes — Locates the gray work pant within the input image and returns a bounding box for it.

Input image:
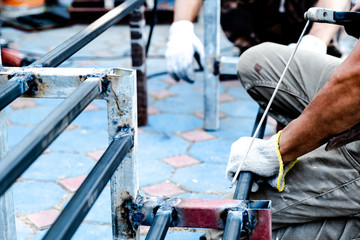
[208,42,360,240]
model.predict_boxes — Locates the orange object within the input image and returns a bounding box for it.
[2,0,44,8]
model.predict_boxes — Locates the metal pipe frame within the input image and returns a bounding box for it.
[0,66,137,239]
[0,77,102,197]
[0,0,145,112]
[222,211,243,240]
[43,131,134,240]
[0,110,16,240]
[135,196,271,237]
[145,207,173,240]
[130,5,148,127]
[203,0,220,131]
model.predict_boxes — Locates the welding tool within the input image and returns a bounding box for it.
[305,7,360,38]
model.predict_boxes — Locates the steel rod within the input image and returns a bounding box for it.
[0,77,29,111]
[222,211,243,240]
[31,0,145,67]
[43,132,133,240]
[0,78,102,197]
[145,208,173,240]
[233,107,267,200]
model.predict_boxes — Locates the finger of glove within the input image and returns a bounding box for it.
[192,34,205,65]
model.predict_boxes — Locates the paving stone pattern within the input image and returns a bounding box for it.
[6,15,353,239]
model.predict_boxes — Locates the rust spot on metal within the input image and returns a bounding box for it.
[254,63,262,74]
[114,192,137,238]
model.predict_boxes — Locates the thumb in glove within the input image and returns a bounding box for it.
[226,131,298,192]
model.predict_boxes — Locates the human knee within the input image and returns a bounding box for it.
[237,42,276,86]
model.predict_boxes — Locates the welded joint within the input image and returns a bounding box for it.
[128,195,180,230]
[222,204,258,237]
[8,73,37,96]
[116,124,135,147]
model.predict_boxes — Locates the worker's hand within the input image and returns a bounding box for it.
[289,35,327,54]
[226,131,297,192]
[165,20,204,83]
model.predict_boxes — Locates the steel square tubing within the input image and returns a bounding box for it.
[138,197,271,237]
[0,77,29,111]
[145,207,173,240]
[0,0,144,112]
[0,77,102,197]
[32,0,145,67]
[43,131,133,240]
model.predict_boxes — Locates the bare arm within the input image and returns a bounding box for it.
[309,0,351,45]
[173,0,203,22]
[280,38,360,162]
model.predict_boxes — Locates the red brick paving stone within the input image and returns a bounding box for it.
[86,149,106,162]
[59,175,87,192]
[10,98,37,109]
[149,89,176,100]
[138,128,145,134]
[220,80,241,88]
[219,93,236,103]
[65,123,78,131]
[142,182,185,197]
[6,119,12,125]
[147,105,161,115]
[180,129,216,142]
[162,154,201,168]
[77,60,97,67]
[83,103,99,112]
[27,209,61,230]
[162,77,178,85]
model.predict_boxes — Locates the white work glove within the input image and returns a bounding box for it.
[289,34,327,54]
[226,131,298,192]
[165,20,204,83]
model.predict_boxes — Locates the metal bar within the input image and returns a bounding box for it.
[138,197,271,232]
[145,208,173,240]
[203,0,220,131]
[0,78,102,197]
[107,69,138,239]
[0,110,16,240]
[222,211,243,240]
[0,77,29,111]
[43,132,133,240]
[130,6,148,126]
[219,56,238,76]
[229,107,268,237]
[31,0,145,67]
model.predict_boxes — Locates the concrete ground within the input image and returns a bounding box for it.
[1,9,357,240]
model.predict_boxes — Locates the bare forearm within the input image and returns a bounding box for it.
[280,39,360,162]
[173,0,203,22]
[309,0,351,45]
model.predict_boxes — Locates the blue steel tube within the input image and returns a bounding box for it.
[0,78,101,197]
[224,107,267,239]
[43,132,133,240]
[222,211,243,240]
[0,0,145,112]
[0,77,29,111]
[145,208,173,240]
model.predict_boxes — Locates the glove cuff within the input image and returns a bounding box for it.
[275,131,298,192]
[169,20,195,39]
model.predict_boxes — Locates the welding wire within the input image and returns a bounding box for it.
[231,20,310,186]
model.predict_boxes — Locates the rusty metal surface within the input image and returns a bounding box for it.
[132,196,271,238]
[130,6,147,126]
